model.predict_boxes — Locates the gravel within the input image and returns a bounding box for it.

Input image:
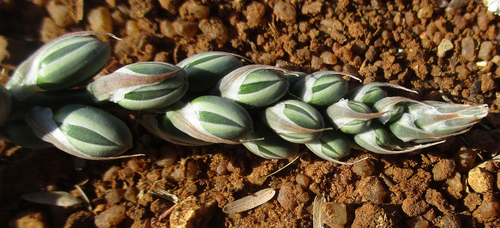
[468,167,495,193]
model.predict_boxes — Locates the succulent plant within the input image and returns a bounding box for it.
[165,96,253,144]
[7,31,113,100]
[24,104,137,160]
[291,71,359,107]
[305,129,351,163]
[325,99,385,134]
[242,120,300,159]
[261,99,326,143]
[346,82,416,107]
[0,36,490,162]
[177,52,247,93]
[139,113,212,146]
[212,65,289,108]
[87,62,188,110]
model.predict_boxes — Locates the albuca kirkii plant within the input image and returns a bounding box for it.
[0,32,490,164]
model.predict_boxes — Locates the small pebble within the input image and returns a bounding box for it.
[172,20,199,38]
[8,211,49,228]
[125,20,140,37]
[105,189,124,204]
[216,160,229,175]
[179,0,210,21]
[433,32,444,45]
[273,2,296,23]
[46,0,79,27]
[468,167,494,193]
[455,64,469,80]
[39,17,66,43]
[301,1,322,15]
[277,184,301,210]
[160,20,176,38]
[320,51,337,65]
[445,172,463,194]
[198,17,228,47]
[453,15,467,30]
[405,11,418,27]
[437,39,453,57]
[170,166,185,181]
[297,47,311,61]
[477,11,490,31]
[64,211,94,228]
[432,159,456,181]
[455,147,476,171]
[88,6,113,33]
[407,216,430,228]
[170,196,217,228]
[425,188,452,212]
[156,145,178,167]
[103,166,120,182]
[357,176,386,204]
[464,192,482,211]
[490,55,500,65]
[461,36,475,61]
[417,6,433,19]
[311,56,323,70]
[124,186,138,202]
[94,205,126,228]
[371,0,384,8]
[185,161,200,180]
[498,172,500,191]
[478,41,495,61]
[352,203,394,227]
[402,197,429,217]
[437,212,461,228]
[111,10,126,27]
[246,1,266,28]
[472,193,500,222]
[352,159,375,177]
[295,174,310,188]
[322,202,347,228]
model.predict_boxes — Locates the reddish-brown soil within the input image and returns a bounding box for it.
[1,0,500,227]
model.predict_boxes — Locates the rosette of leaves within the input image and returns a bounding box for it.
[325,99,385,134]
[7,31,113,100]
[346,82,417,107]
[261,99,326,143]
[139,113,212,146]
[25,104,141,160]
[242,120,299,159]
[389,101,489,143]
[305,129,351,164]
[290,71,360,107]
[87,62,188,110]
[353,121,445,154]
[164,96,253,144]
[212,65,289,108]
[372,96,422,124]
[176,52,249,93]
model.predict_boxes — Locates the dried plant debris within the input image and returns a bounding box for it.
[148,188,179,204]
[222,188,276,214]
[21,191,81,207]
[313,194,326,228]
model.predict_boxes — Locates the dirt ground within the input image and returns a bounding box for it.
[1,0,500,227]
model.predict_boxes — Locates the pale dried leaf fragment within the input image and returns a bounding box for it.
[222,188,276,214]
[22,191,81,207]
[313,194,326,228]
[148,189,179,204]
